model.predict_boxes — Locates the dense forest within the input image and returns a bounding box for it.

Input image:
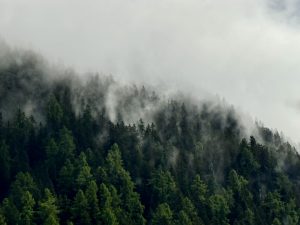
[0,47,300,225]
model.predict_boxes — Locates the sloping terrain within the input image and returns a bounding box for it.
[0,47,299,225]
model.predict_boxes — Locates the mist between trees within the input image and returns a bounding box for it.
[0,44,299,225]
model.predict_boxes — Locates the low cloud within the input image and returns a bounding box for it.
[0,0,300,143]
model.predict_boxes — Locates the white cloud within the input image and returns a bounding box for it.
[0,0,300,143]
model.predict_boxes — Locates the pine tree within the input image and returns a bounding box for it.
[285,199,299,225]
[1,198,19,225]
[105,144,145,225]
[85,181,100,225]
[72,190,91,225]
[177,211,192,225]
[208,194,230,225]
[0,208,7,225]
[47,94,63,131]
[151,203,174,225]
[150,169,177,206]
[39,189,59,225]
[76,152,92,189]
[99,183,119,225]
[0,141,10,191]
[10,109,34,172]
[57,127,75,167]
[0,213,7,225]
[181,197,202,225]
[228,169,253,222]
[190,175,207,222]
[19,191,35,225]
[263,191,284,224]
[10,172,38,209]
[234,144,259,178]
[58,159,75,195]
[45,138,59,180]
[272,218,282,225]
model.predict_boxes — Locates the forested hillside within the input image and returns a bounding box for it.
[0,48,300,225]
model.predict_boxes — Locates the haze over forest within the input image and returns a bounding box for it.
[1,1,300,225]
[1,0,300,144]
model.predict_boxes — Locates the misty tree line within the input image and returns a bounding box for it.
[0,50,300,225]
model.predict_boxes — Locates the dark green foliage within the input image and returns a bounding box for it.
[38,188,59,225]
[99,183,119,225]
[0,53,300,225]
[76,152,93,190]
[0,141,10,195]
[151,203,174,225]
[208,194,230,225]
[47,95,63,131]
[105,144,145,225]
[10,172,39,209]
[85,181,100,225]
[1,198,19,225]
[180,197,202,225]
[177,211,193,225]
[57,127,75,166]
[149,170,177,207]
[0,213,6,225]
[19,191,35,225]
[72,189,91,225]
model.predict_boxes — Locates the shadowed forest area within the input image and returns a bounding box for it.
[0,50,300,225]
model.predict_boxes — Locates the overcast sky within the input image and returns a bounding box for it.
[0,0,300,143]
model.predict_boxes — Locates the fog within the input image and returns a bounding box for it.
[0,0,300,143]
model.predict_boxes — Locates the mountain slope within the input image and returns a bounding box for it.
[0,47,299,225]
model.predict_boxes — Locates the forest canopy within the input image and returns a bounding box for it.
[0,48,299,225]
